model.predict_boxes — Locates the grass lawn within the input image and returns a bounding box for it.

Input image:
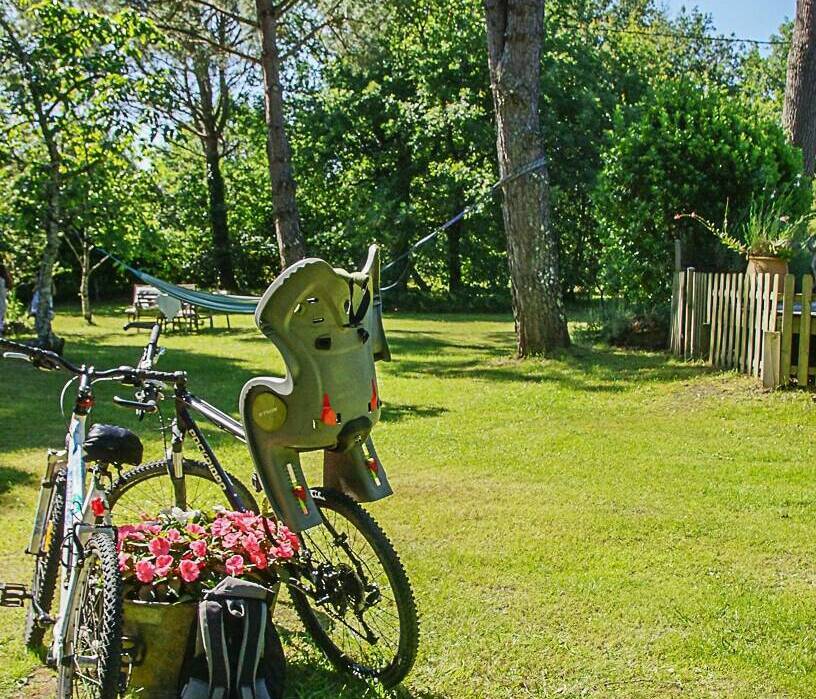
[1,305,816,698]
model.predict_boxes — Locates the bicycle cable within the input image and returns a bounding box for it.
[59,376,79,428]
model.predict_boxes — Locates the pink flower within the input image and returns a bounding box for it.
[223,532,241,550]
[273,540,293,559]
[165,528,181,543]
[233,514,257,533]
[135,560,155,583]
[143,523,161,535]
[117,525,145,545]
[179,559,200,583]
[285,530,300,552]
[154,554,174,577]
[225,554,244,576]
[242,533,260,554]
[211,518,231,537]
[148,537,170,557]
[186,522,206,536]
[189,540,207,558]
[118,553,131,572]
[249,551,268,570]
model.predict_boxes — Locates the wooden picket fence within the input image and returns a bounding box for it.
[670,268,816,388]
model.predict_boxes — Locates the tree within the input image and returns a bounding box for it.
[61,141,155,323]
[596,80,809,307]
[0,1,152,348]
[130,0,258,289]
[784,0,816,175]
[133,0,358,270]
[484,0,569,356]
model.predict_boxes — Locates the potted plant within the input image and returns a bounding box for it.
[118,508,299,699]
[676,191,814,281]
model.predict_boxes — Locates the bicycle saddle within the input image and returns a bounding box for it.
[84,423,144,466]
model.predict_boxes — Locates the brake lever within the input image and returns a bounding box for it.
[2,352,30,363]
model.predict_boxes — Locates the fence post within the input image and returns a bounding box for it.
[762,331,781,389]
[798,275,813,386]
[780,274,795,384]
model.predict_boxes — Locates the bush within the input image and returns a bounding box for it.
[594,80,809,308]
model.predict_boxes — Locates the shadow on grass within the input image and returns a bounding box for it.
[386,330,710,393]
[0,465,34,496]
[380,403,448,423]
[278,625,448,699]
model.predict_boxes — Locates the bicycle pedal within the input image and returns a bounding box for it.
[0,583,29,608]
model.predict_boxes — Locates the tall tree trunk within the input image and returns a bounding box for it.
[484,0,569,356]
[255,0,306,269]
[203,135,236,289]
[784,0,816,175]
[36,167,61,350]
[192,51,236,290]
[80,238,92,324]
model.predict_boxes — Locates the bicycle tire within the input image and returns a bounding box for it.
[23,469,66,650]
[106,459,259,520]
[56,532,122,698]
[288,488,419,688]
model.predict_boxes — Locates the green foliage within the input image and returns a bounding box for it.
[594,80,808,307]
[677,189,815,261]
[0,0,157,297]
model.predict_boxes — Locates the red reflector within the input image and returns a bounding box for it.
[320,393,337,426]
[369,379,378,411]
[367,458,378,473]
[91,497,106,517]
[293,485,307,501]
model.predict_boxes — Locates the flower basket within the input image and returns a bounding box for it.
[122,600,197,699]
[117,509,298,698]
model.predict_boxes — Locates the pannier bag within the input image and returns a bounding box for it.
[179,577,285,699]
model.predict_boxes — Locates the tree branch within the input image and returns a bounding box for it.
[187,0,258,28]
[153,21,260,64]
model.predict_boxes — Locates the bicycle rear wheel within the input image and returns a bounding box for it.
[106,459,259,523]
[56,532,122,698]
[288,488,419,688]
[24,469,66,650]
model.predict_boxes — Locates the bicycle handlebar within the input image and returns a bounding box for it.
[0,337,184,385]
[0,338,82,373]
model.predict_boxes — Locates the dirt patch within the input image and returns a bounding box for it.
[9,667,54,699]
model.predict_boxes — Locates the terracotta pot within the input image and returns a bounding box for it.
[746,255,788,278]
[122,600,197,699]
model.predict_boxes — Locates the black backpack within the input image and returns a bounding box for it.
[179,577,286,699]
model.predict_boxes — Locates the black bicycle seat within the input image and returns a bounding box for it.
[84,424,144,466]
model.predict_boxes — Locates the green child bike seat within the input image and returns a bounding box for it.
[240,245,392,531]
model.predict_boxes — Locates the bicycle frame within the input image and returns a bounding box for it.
[1,336,184,675]
[27,367,115,666]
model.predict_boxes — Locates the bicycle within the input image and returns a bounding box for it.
[110,246,419,687]
[0,338,187,697]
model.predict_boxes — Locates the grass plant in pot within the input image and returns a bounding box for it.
[676,190,814,288]
[117,508,299,699]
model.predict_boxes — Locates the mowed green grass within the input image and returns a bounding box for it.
[1,306,816,698]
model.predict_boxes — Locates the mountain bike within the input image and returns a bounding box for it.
[0,338,186,698]
[110,247,419,687]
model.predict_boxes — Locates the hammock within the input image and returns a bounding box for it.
[107,155,550,314]
[124,263,261,314]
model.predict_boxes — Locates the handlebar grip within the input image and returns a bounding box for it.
[148,324,161,347]
[113,396,158,414]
